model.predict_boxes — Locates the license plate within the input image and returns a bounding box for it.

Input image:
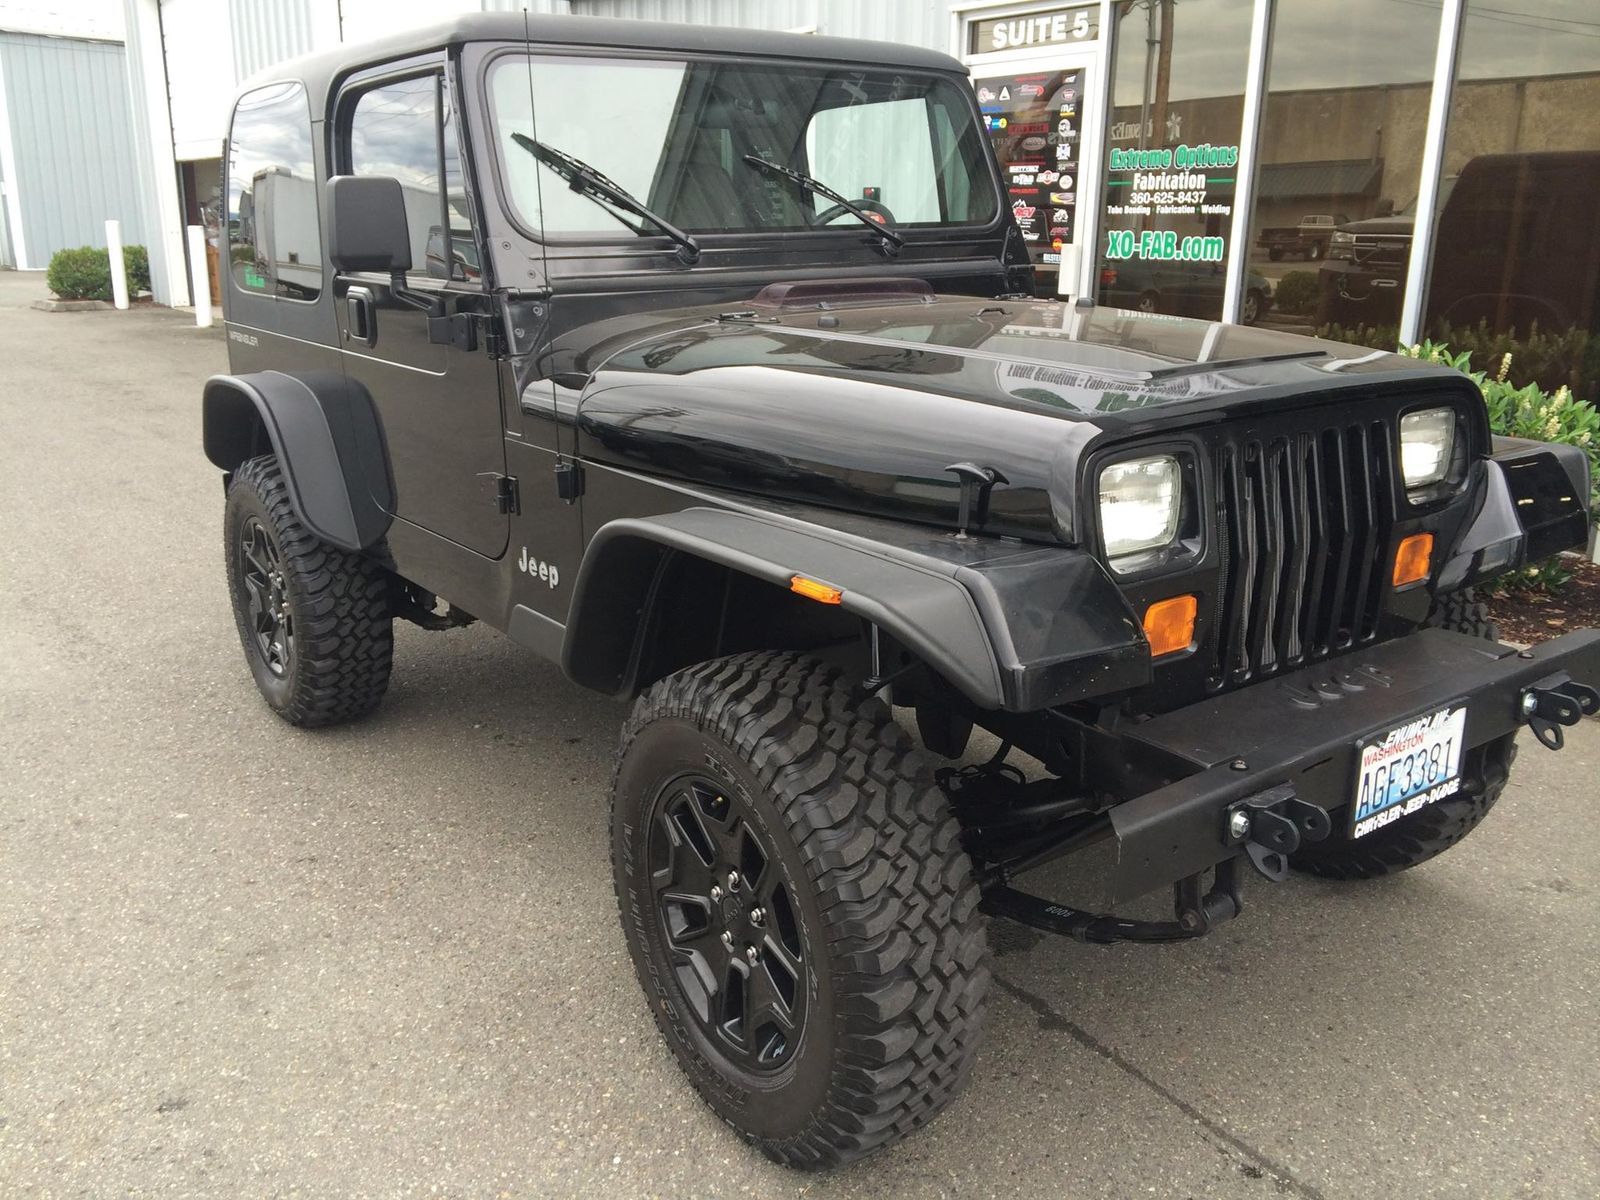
[1350,705,1467,839]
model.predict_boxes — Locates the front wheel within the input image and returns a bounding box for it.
[611,653,989,1169]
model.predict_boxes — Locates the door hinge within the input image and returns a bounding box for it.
[554,459,585,503]
[484,323,508,360]
[427,311,508,359]
[494,474,520,515]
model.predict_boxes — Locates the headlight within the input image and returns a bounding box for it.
[1400,407,1456,491]
[1099,455,1181,563]
[1330,231,1356,247]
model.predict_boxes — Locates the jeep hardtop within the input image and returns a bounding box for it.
[202,13,1599,1170]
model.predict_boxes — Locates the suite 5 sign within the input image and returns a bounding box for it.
[968,5,1100,54]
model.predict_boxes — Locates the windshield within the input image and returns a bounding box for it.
[488,55,998,237]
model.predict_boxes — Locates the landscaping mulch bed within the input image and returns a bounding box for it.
[1484,556,1600,646]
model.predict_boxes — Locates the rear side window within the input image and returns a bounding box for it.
[227,81,321,301]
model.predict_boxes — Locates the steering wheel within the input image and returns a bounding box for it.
[809,197,898,229]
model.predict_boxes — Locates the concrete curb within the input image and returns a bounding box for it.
[31,298,115,312]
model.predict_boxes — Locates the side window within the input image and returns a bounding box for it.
[227,81,321,301]
[348,74,478,282]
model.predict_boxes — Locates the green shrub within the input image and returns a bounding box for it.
[123,244,150,294]
[1320,319,1597,405]
[46,246,113,301]
[44,244,152,301]
[1273,270,1319,317]
[1400,339,1598,590]
[1315,321,1400,352]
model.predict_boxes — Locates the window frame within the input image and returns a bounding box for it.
[476,45,1007,250]
[332,54,486,291]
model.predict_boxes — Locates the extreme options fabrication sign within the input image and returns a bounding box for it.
[1103,142,1239,263]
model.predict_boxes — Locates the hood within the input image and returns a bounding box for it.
[1338,214,1414,235]
[568,293,1461,544]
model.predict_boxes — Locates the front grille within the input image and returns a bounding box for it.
[1211,420,1396,689]
[1352,235,1408,266]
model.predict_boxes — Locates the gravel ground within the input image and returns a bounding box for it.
[2,271,1597,1199]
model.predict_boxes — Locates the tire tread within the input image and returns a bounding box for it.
[612,652,989,1170]
[226,455,392,727]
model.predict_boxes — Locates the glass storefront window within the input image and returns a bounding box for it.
[1094,0,1253,323]
[1242,0,1442,339]
[1421,1,1600,401]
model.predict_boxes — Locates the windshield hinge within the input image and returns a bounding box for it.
[554,460,585,503]
[493,474,520,515]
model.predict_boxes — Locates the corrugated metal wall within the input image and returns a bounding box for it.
[570,0,953,53]
[0,160,14,266]
[481,0,573,13]
[228,0,314,80]
[0,31,147,265]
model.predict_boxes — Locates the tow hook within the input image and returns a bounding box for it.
[1520,673,1600,751]
[1223,784,1332,881]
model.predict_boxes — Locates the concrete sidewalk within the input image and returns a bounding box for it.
[2,268,1597,1198]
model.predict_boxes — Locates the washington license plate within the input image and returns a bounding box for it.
[1350,706,1467,839]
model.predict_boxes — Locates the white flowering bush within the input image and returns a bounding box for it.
[1403,340,1599,589]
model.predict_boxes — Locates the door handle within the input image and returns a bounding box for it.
[346,286,376,347]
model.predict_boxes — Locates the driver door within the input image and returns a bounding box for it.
[332,64,508,559]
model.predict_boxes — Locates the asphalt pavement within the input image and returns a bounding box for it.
[2,270,1597,1199]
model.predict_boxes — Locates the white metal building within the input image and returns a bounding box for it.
[121,0,1600,374]
[0,0,146,270]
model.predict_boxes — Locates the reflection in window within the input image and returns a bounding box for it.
[1245,0,1442,338]
[227,81,321,301]
[488,56,996,237]
[1423,0,1600,401]
[349,77,448,279]
[1094,0,1253,323]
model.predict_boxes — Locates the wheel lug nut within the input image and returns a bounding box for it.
[745,945,758,963]
[710,886,723,902]
[749,907,764,926]
[720,931,734,948]
[727,870,740,890]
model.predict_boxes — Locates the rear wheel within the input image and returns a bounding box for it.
[1291,587,1514,880]
[611,652,989,1169]
[224,455,393,726]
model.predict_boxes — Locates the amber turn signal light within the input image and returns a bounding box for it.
[790,574,844,605]
[1392,533,1434,589]
[1143,594,1198,658]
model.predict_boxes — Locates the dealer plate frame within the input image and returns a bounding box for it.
[1349,703,1468,840]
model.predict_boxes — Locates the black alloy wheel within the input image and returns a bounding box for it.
[238,516,294,676]
[647,774,807,1071]
[612,652,990,1169]
[223,455,393,726]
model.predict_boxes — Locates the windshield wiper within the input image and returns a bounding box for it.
[510,133,700,264]
[742,155,905,253]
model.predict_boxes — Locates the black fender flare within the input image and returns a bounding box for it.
[202,369,393,551]
[562,507,1149,712]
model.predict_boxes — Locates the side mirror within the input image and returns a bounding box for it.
[326,175,412,274]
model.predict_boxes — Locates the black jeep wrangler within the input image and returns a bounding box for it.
[202,14,1599,1170]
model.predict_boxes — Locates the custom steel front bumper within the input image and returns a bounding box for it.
[1104,627,1600,904]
